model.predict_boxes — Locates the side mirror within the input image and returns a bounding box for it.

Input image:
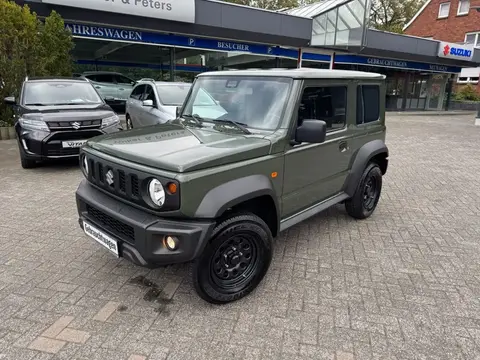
[4,96,15,105]
[104,96,114,102]
[294,119,327,144]
[143,99,154,107]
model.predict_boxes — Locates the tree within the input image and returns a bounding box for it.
[0,1,74,125]
[370,0,425,34]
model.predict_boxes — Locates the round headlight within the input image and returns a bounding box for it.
[148,179,165,207]
[82,155,89,176]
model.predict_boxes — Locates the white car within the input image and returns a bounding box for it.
[125,79,191,129]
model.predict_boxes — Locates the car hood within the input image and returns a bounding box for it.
[87,124,272,172]
[21,104,114,121]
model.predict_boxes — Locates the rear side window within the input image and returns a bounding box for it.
[92,74,115,83]
[356,85,380,125]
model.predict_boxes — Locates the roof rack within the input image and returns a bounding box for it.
[139,78,155,82]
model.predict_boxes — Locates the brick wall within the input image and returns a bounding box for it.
[404,0,480,43]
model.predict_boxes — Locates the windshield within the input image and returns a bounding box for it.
[156,83,191,106]
[23,81,103,105]
[181,76,292,130]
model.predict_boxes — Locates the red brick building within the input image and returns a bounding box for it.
[404,0,480,90]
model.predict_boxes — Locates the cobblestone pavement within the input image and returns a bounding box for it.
[0,114,480,360]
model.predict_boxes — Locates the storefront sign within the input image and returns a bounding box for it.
[335,54,461,73]
[66,24,143,41]
[43,0,195,23]
[437,41,474,61]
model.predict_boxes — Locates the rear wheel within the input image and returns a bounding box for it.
[126,114,133,130]
[193,213,273,304]
[345,162,382,219]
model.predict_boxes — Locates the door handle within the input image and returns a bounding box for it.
[95,86,101,89]
[339,141,349,152]
[119,88,124,91]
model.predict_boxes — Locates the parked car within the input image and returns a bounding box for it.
[3,77,122,169]
[76,68,388,304]
[76,71,137,110]
[125,79,191,129]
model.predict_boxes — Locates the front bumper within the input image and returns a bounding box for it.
[17,124,121,160]
[76,179,215,267]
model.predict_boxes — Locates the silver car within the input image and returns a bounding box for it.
[125,79,191,129]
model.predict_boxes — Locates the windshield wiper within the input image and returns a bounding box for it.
[182,114,204,127]
[213,119,251,134]
[25,103,48,106]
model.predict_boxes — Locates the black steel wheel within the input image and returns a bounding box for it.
[345,162,383,219]
[126,115,133,130]
[193,213,273,304]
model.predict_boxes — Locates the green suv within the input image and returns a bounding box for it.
[76,68,389,304]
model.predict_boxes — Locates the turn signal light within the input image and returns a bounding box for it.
[167,182,177,194]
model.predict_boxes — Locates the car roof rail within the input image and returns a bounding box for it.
[139,78,155,82]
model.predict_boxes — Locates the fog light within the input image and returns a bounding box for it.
[164,236,179,251]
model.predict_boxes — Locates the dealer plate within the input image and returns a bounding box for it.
[62,140,87,148]
[83,221,119,257]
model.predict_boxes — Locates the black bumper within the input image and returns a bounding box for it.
[17,126,121,160]
[76,179,215,267]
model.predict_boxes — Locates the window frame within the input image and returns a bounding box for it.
[356,84,381,126]
[438,2,451,18]
[457,0,470,15]
[295,82,349,135]
[464,32,480,46]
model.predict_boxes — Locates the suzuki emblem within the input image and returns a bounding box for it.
[106,170,114,187]
[72,121,81,130]
[443,44,450,56]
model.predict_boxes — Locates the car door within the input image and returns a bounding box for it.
[87,74,118,100]
[140,85,164,126]
[127,84,146,127]
[281,80,354,218]
[114,74,135,101]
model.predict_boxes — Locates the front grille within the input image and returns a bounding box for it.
[86,204,135,244]
[45,148,80,157]
[43,130,103,157]
[48,119,102,131]
[83,153,180,211]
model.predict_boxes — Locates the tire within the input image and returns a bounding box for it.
[193,213,273,304]
[126,114,133,130]
[345,162,383,219]
[17,141,36,169]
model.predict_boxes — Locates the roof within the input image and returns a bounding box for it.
[280,0,350,18]
[136,79,192,85]
[26,77,88,82]
[81,71,124,75]
[197,68,386,79]
[403,0,432,31]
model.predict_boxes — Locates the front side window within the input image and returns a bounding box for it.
[438,2,451,18]
[115,74,134,84]
[130,84,145,99]
[458,0,470,15]
[298,86,347,131]
[23,82,103,106]
[143,85,156,104]
[156,83,191,106]
[182,76,292,131]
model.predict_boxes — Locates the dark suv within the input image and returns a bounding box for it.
[4,77,122,168]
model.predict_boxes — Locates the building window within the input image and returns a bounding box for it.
[457,0,470,15]
[438,2,451,18]
[298,86,347,132]
[465,32,480,46]
[356,85,380,125]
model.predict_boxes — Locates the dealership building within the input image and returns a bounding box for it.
[18,0,480,111]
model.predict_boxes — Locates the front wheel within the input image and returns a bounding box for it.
[345,162,383,219]
[193,213,273,304]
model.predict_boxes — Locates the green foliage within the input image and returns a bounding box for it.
[453,84,480,102]
[220,0,298,11]
[0,0,74,125]
[370,0,426,34]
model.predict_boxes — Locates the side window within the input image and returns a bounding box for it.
[130,85,145,100]
[143,85,156,104]
[115,75,134,84]
[298,86,347,131]
[357,85,380,125]
[94,74,115,83]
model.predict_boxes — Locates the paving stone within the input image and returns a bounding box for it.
[0,114,480,359]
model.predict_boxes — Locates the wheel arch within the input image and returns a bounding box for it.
[343,139,389,197]
[194,175,280,237]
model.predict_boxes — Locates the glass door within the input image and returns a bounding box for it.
[427,74,447,110]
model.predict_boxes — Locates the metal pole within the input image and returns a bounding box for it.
[329,52,335,69]
[297,48,303,68]
[169,47,175,81]
[476,102,480,126]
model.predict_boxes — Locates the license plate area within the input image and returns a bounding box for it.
[62,140,87,148]
[83,221,119,257]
